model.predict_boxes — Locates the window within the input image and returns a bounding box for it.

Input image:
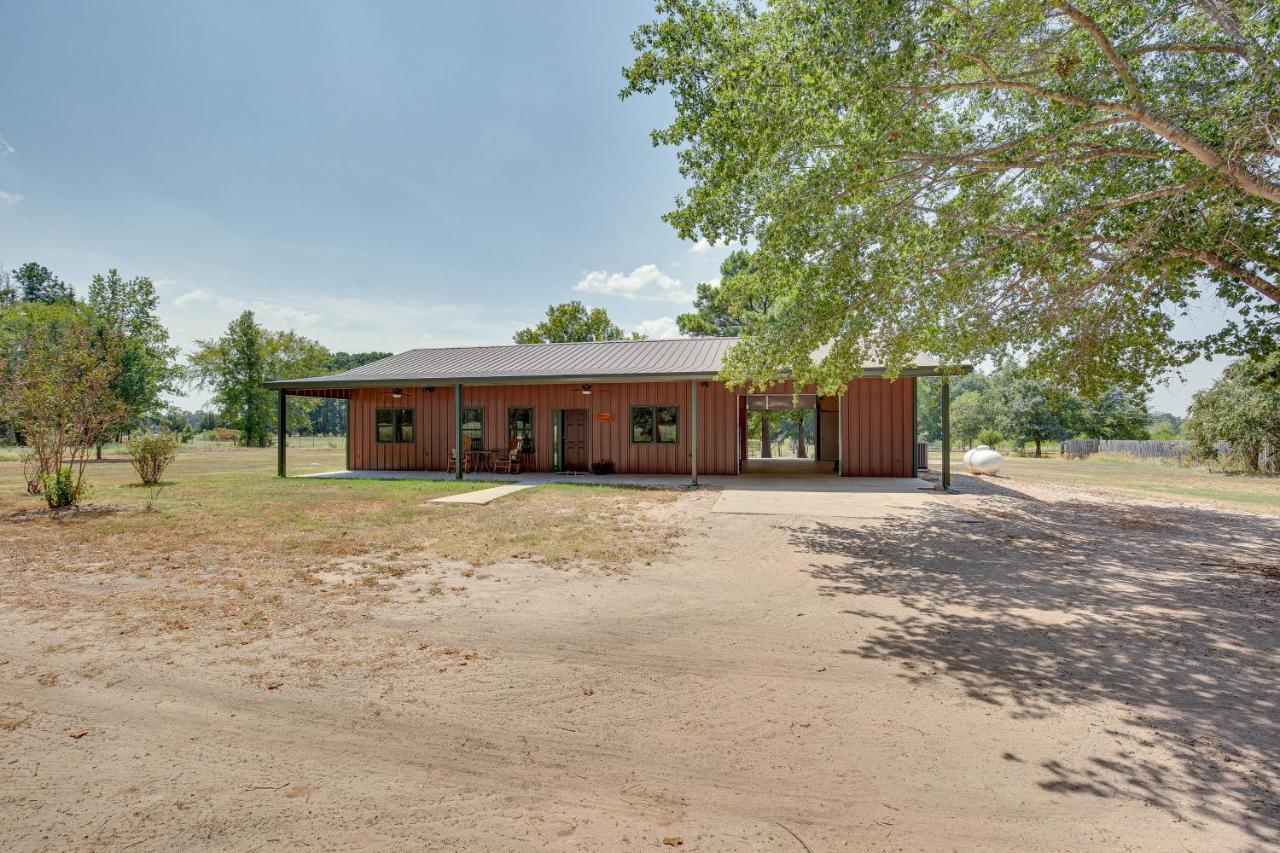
[375,408,414,443]
[631,405,678,444]
[508,406,534,453]
[461,406,483,447]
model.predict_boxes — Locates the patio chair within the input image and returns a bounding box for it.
[492,438,522,475]
[448,436,473,473]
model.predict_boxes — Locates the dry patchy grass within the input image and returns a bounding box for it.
[937,451,1280,515]
[0,446,684,685]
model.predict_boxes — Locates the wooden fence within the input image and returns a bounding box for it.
[1061,438,1276,472]
[1060,439,1194,461]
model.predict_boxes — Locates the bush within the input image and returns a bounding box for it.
[976,428,1003,448]
[208,427,240,443]
[41,465,79,508]
[126,432,181,485]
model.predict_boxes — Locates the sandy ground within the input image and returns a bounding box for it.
[1,473,1277,851]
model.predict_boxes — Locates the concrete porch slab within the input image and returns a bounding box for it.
[712,477,939,519]
[429,484,535,505]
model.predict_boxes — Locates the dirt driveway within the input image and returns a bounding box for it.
[2,473,1277,851]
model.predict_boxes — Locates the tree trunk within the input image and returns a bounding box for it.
[95,443,102,461]
[760,413,772,458]
[1034,439,1042,458]
[795,414,807,459]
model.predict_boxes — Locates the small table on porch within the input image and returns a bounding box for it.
[468,449,498,472]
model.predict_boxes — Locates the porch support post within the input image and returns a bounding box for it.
[277,389,286,478]
[690,380,699,487]
[454,383,464,480]
[941,376,952,491]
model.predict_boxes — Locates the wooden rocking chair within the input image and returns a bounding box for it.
[492,437,522,475]
[448,436,473,473]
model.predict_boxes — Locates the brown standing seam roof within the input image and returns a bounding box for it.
[264,336,956,390]
[264,337,742,389]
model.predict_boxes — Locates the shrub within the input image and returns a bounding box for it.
[208,427,240,443]
[976,428,1003,448]
[126,432,181,485]
[41,465,79,509]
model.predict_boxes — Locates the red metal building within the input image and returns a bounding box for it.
[266,337,956,482]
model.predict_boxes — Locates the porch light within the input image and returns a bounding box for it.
[581,384,592,395]
[391,387,403,399]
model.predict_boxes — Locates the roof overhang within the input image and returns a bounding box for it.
[264,364,969,392]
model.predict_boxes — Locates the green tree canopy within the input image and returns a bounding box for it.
[87,269,179,426]
[624,1,1280,395]
[11,262,74,305]
[187,311,330,446]
[676,249,772,336]
[514,301,637,343]
[1185,351,1280,472]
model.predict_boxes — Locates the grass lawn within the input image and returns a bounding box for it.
[0,445,683,575]
[938,451,1280,515]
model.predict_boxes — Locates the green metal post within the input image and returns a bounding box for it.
[277,389,286,478]
[941,377,952,490]
[690,380,699,487]
[454,383,464,480]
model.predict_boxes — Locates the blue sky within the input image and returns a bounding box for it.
[0,1,1228,414]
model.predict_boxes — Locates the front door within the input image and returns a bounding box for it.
[562,409,589,472]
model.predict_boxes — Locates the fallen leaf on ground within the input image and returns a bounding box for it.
[662,837,684,847]
[69,730,89,739]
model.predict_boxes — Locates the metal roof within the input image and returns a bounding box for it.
[264,336,958,390]
[265,337,741,390]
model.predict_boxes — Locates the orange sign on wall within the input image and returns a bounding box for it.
[596,412,615,422]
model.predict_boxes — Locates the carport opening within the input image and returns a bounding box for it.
[739,394,838,474]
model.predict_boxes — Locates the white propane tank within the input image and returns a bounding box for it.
[967,447,1004,475]
[963,445,989,469]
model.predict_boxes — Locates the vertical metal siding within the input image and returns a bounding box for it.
[840,377,914,476]
[346,377,911,477]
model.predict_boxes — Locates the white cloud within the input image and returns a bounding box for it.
[174,288,217,307]
[172,287,321,327]
[689,238,715,254]
[574,263,693,303]
[0,136,13,156]
[0,190,23,205]
[633,316,682,339]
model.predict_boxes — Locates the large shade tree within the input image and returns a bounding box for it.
[1185,350,1280,471]
[624,0,1280,395]
[87,269,179,430]
[676,249,773,336]
[188,311,330,447]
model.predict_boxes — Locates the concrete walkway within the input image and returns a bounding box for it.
[428,484,534,505]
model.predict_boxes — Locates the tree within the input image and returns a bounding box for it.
[1077,388,1150,439]
[87,269,180,429]
[950,390,995,447]
[1147,412,1185,440]
[188,311,330,447]
[917,373,990,441]
[1185,351,1280,472]
[999,379,1079,456]
[0,301,129,503]
[12,262,74,304]
[624,1,1280,395]
[676,250,772,336]
[0,267,15,306]
[514,301,636,344]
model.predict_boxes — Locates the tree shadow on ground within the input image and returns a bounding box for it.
[787,475,1280,843]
